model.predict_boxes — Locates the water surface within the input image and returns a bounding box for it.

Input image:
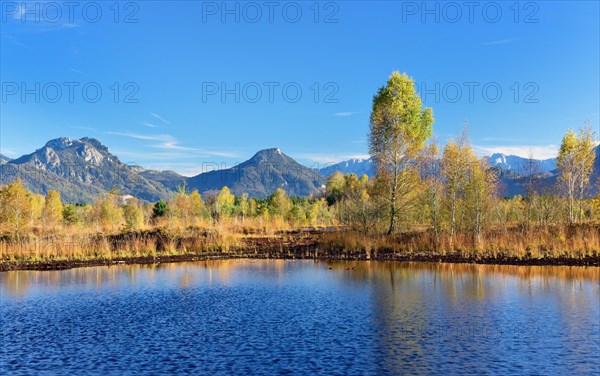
[1,261,599,375]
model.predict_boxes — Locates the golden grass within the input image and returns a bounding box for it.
[0,222,598,263]
[319,224,600,260]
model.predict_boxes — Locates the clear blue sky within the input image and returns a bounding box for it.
[1,1,599,175]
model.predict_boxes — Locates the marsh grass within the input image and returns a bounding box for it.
[319,224,600,260]
[1,223,598,264]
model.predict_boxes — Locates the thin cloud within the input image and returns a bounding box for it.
[150,113,171,124]
[140,121,159,128]
[333,112,358,117]
[69,68,85,76]
[151,141,196,151]
[106,154,208,176]
[107,131,239,158]
[474,145,559,160]
[482,37,520,46]
[150,142,239,158]
[106,131,174,142]
[3,35,34,51]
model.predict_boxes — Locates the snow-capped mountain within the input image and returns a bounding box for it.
[319,158,376,177]
[0,154,11,164]
[486,153,557,174]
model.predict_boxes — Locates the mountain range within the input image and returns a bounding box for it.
[486,153,557,174]
[319,158,376,178]
[0,137,597,202]
[318,153,559,178]
[0,138,325,202]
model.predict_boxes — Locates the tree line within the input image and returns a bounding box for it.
[0,180,334,235]
[0,72,597,244]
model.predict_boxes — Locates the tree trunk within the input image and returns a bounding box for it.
[387,161,399,235]
[388,189,396,235]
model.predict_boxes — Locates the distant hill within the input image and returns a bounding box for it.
[320,158,375,178]
[1,137,174,202]
[486,153,557,174]
[188,148,325,198]
[321,153,559,179]
[494,146,599,197]
[139,169,187,192]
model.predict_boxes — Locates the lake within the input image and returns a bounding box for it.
[1,261,599,375]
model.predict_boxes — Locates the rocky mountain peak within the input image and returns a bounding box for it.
[45,137,73,150]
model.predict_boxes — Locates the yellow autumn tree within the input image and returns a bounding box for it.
[215,186,235,219]
[268,188,291,218]
[42,190,64,228]
[93,190,123,232]
[557,127,596,222]
[0,179,33,236]
[441,133,470,238]
[123,197,144,230]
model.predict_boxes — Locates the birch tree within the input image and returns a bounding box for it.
[557,127,596,223]
[369,71,434,234]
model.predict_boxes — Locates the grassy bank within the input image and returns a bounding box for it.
[1,224,598,271]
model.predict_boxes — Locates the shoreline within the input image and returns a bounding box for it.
[1,252,598,272]
[1,227,598,271]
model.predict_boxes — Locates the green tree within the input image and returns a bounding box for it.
[152,200,169,219]
[369,71,434,234]
[62,204,80,225]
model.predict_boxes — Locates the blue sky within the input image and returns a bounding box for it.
[1,1,599,175]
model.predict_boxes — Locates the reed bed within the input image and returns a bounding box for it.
[0,224,598,267]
